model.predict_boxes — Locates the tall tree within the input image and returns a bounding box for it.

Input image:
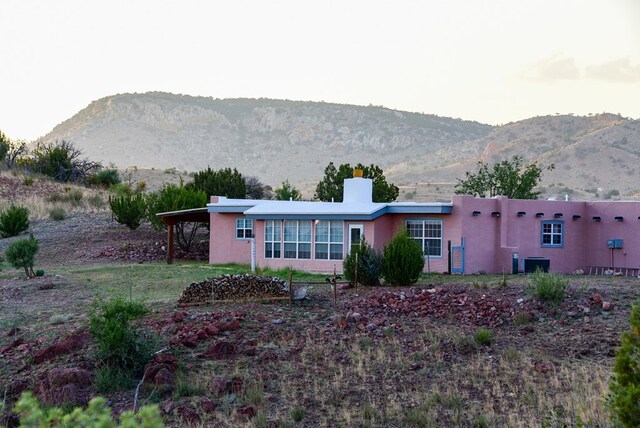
[274,179,302,201]
[0,130,10,162]
[245,175,272,199]
[454,155,554,199]
[314,162,399,202]
[187,167,246,199]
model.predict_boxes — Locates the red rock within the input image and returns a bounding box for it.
[202,341,238,359]
[7,327,19,337]
[197,329,208,340]
[337,318,348,329]
[154,368,176,389]
[201,399,216,413]
[591,294,603,304]
[259,349,278,362]
[603,301,613,311]
[154,354,178,365]
[48,368,92,388]
[40,383,88,407]
[244,347,257,357]
[209,376,229,394]
[534,361,555,374]
[237,405,256,420]
[181,335,199,348]
[218,319,241,332]
[177,406,200,424]
[172,312,186,323]
[32,332,90,364]
[204,324,220,336]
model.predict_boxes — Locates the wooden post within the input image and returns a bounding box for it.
[333,265,337,308]
[354,252,358,293]
[167,223,174,265]
[289,269,294,304]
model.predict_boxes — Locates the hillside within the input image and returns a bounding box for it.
[39,92,492,188]
[39,93,640,200]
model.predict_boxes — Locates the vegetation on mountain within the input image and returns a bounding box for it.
[314,162,399,202]
[26,140,101,183]
[454,155,554,199]
[0,204,30,237]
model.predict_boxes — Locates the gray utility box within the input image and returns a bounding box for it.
[607,239,623,249]
[524,257,550,273]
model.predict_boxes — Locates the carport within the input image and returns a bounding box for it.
[155,207,209,264]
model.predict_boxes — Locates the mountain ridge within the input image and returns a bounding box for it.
[39,92,640,200]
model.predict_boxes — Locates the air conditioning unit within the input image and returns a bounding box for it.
[607,239,623,249]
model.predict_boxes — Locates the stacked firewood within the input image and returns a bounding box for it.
[178,274,290,304]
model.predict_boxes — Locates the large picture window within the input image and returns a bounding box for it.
[236,218,253,239]
[284,220,311,259]
[315,220,344,260]
[264,220,281,258]
[406,219,443,257]
[541,221,563,247]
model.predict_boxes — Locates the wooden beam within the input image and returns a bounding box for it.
[167,223,174,265]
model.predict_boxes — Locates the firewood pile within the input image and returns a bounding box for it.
[179,274,290,304]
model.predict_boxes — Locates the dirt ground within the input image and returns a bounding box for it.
[1,213,639,427]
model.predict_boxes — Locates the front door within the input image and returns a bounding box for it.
[348,224,364,253]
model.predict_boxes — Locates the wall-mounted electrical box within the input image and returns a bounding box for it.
[607,239,623,249]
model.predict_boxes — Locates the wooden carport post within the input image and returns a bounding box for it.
[165,219,178,265]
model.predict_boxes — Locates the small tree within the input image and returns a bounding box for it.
[454,155,554,199]
[274,179,302,201]
[187,166,246,199]
[109,192,146,230]
[0,204,29,237]
[29,140,101,183]
[89,168,121,188]
[382,229,424,286]
[146,182,207,252]
[343,238,383,286]
[5,234,39,278]
[609,302,640,427]
[5,139,28,169]
[314,162,399,202]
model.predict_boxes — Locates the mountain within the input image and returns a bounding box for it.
[39,92,640,200]
[38,92,492,186]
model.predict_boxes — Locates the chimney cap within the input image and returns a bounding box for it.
[353,168,364,178]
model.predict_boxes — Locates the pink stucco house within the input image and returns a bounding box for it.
[207,177,640,275]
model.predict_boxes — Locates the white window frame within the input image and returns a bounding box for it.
[235,218,253,239]
[406,219,443,257]
[315,220,344,260]
[264,220,281,258]
[283,220,312,259]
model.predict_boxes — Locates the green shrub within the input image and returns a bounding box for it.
[5,234,39,277]
[87,193,107,209]
[29,140,100,183]
[13,391,164,427]
[49,206,66,221]
[291,406,305,422]
[35,269,45,277]
[89,298,150,373]
[65,189,84,207]
[529,269,568,304]
[22,176,34,186]
[94,364,136,393]
[454,335,478,354]
[382,229,424,286]
[0,204,29,237]
[473,328,494,346]
[89,168,121,188]
[343,237,383,286]
[109,192,147,230]
[609,302,640,427]
[145,182,206,230]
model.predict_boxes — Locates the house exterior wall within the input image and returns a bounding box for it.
[209,213,253,265]
[452,196,639,274]
[208,195,639,275]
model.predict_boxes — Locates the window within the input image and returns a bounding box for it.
[541,221,563,247]
[264,220,281,258]
[406,219,442,257]
[283,220,311,259]
[315,220,344,260]
[236,218,253,239]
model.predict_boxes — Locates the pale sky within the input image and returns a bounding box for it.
[1,0,639,141]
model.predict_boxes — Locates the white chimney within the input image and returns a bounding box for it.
[343,177,373,203]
